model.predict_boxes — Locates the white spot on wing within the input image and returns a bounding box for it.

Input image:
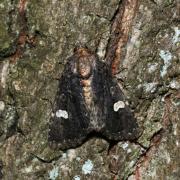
[113,101,125,111]
[82,159,93,175]
[55,109,68,119]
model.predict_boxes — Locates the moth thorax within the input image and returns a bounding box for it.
[77,57,92,79]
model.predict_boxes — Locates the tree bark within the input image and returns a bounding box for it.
[0,0,179,179]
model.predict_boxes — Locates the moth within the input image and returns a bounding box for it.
[48,47,139,150]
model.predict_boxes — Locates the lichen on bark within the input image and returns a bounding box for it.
[0,0,179,179]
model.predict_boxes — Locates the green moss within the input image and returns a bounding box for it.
[0,20,11,49]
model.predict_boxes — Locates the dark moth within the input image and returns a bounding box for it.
[48,47,139,150]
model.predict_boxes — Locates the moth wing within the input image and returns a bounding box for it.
[94,61,139,141]
[48,61,90,150]
[105,77,139,140]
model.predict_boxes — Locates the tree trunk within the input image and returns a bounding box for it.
[0,0,179,179]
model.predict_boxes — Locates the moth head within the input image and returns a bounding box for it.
[74,47,95,79]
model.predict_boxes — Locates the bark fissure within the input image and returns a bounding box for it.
[105,0,138,75]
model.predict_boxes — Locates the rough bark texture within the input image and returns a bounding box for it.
[0,0,179,179]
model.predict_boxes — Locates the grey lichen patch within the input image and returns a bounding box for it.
[0,0,179,179]
[108,141,141,179]
[48,166,59,180]
[122,0,179,107]
[138,98,164,147]
[82,159,94,175]
[172,26,180,44]
[116,1,179,178]
[159,50,173,77]
[73,175,81,180]
[134,94,180,179]
[43,138,110,179]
